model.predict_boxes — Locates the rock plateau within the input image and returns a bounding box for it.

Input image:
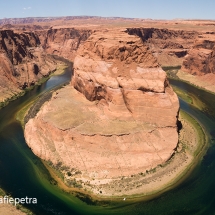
[25,29,179,191]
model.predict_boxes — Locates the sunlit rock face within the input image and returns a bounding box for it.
[126,28,197,67]
[182,37,215,75]
[0,30,57,102]
[25,29,179,180]
[37,28,92,61]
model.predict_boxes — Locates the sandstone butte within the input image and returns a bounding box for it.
[24,29,180,193]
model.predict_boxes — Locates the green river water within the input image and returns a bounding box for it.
[0,65,215,215]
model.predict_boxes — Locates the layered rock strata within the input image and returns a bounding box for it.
[127,28,198,67]
[174,33,215,93]
[25,30,179,184]
[37,28,92,61]
[182,34,215,75]
[126,28,215,93]
[0,30,57,103]
[0,27,93,105]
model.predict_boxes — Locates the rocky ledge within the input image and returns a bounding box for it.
[0,30,58,104]
[24,29,179,195]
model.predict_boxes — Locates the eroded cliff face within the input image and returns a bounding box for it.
[0,30,58,103]
[72,30,178,125]
[25,29,179,185]
[182,34,215,75]
[1,26,212,107]
[37,28,92,61]
[127,28,198,67]
[0,28,93,104]
[172,33,215,92]
[127,28,215,88]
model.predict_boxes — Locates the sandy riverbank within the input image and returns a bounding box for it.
[167,69,215,95]
[41,110,207,202]
[0,200,27,215]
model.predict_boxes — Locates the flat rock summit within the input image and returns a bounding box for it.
[25,29,179,181]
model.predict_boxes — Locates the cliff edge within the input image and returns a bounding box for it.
[0,30,58,104]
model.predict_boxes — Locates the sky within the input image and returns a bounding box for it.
[0,0,215,20]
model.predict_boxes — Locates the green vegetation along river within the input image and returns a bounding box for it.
[0,65,215,214]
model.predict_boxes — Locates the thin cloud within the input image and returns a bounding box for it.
[23,7,32,10]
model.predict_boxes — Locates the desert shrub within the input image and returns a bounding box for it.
[67,171,72,176]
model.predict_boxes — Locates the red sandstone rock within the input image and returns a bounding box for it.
[25,29,179,182]
[182,36,215,75]
[0,30,58,102]
[37,28,92,61]
[126,28,198,67]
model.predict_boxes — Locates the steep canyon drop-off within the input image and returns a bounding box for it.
[0,28,91,104]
